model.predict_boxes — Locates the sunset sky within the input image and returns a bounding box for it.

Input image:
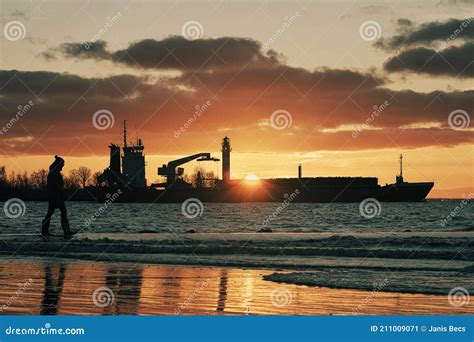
[1,0,472,197]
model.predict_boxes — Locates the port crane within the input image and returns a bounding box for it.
[156,153,219,187]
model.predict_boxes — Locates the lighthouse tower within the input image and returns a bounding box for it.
[222,136,231,183]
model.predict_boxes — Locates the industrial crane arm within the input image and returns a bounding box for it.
[167,153,211,169]
[158,153,219,182]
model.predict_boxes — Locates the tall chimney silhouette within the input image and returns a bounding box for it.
[222,136,231,183]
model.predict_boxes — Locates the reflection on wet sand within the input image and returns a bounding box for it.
[103,264,143,315]
[0,258,472,315]
[40,263,66,315]
[217,270,228,312]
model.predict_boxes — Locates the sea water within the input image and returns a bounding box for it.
[1,199,472,234]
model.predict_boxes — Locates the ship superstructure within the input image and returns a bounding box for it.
[98,120,147,189]
[122,121,146,188]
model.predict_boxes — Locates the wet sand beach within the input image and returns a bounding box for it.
[0,258,472,316]
[0,232,472,299]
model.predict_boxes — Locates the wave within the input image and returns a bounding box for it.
[0,232,472,268]
[263,267,474,295]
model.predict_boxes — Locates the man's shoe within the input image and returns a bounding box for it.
[61,218,77,239]
[64,231,77,240]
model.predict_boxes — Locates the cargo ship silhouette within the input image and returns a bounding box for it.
[97,121,434,203]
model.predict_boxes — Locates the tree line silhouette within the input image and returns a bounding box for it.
[0,165,101,191]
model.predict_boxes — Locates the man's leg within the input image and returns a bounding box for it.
[59,202,75,238]
[42,202,55,235]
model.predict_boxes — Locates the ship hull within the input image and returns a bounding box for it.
[98,178,434,203]
[377,182,434,202]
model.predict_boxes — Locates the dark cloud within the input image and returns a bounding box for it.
[55,36,283,70]
[374,17,474,50]
[10,10,28,19]
[397,18,413,28]
[383,42,474,77]
[173,66,386,98]
[40,51,56,61]
[0,70,148,98]
[59,40,111,60]
[1,65,472,156]
[437,0,474,6]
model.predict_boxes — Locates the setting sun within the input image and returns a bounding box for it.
[244,174,260,181]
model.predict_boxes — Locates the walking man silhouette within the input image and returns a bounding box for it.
[41,156,76,239]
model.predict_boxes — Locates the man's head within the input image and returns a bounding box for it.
[49,155,65,172]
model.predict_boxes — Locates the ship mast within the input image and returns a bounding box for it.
[399,154,403,178]
[123,120,127,148]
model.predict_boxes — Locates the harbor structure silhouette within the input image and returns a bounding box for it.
[95,121,434,203]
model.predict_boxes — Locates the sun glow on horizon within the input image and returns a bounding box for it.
[244,173,260,181]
